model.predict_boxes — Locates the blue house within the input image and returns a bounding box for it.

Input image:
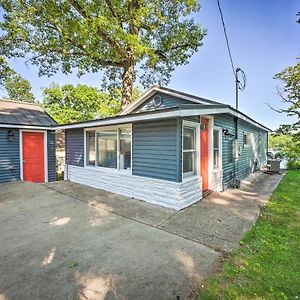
[58,86,269,210]
[0,100,56,184]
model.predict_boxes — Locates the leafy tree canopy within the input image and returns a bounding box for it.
[42,83,139,124]
[0,56,14,84]
[273,63,300,126]
[3,74,36,103]
[0,0,206,107]
[269,132,300,167]
[0,56,35,102]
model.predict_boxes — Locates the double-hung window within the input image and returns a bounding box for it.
[86,125,131,171]
[213,128,222,170]
[182,124,198,177]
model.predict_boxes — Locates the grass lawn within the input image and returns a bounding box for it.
[199,171,300,300]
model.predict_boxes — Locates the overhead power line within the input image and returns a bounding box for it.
[216,0,236,78]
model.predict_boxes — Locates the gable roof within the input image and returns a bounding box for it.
[0,99,57,128]
[120,85,224,115]
[56,103,270,132]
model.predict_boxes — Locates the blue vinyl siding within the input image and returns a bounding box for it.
[65,128,84,167]
[132,119,181,182]
[134,92,191,113]
[47,130,56,182]
[214,114,268,188]
[0,128,20,183]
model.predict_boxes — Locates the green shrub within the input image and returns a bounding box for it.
[287,159,300,170]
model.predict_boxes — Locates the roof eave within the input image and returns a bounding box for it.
[0,123,55,130]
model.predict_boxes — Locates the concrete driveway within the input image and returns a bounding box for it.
[0,171,283,300]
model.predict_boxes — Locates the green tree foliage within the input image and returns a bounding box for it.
[273,63,300,126]
[0,0,206,108]
[42,83,138,124]
[0,56,14,84]
[269,127,300,169]
[3,74,35,103]
[0,56,35,102]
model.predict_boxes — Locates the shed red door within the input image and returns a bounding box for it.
[200,118,209,191]
[22,132,45,183]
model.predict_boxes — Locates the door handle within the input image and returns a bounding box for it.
[23,160,26,163]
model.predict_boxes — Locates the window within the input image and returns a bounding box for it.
[87,131,95,166]
[97,130,118,168]
[213,129,221,169]
[119,128,131,170]
[243,132,252,147]
[183,125,197,177]
[86,125,131,171]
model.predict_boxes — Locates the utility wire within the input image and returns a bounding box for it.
[216,0,236,78]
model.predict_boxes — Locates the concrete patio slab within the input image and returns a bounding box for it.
[44,181,176,227]
[0,182,219,300]
[158,171,284,252]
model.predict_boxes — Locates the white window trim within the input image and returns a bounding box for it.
[243,131,252,148]
[213,126,223,171]
[20,129,48,182]
[84,124,132,174]
[182,120,200,180]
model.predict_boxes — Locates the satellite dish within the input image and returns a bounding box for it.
[153,95,163,107]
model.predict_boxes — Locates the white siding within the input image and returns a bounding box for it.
[65,165,202,210]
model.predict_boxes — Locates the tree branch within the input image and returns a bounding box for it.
[104,0,122,22]
[43,24,126,67]
[276,86,299,107]
[67,0,126,57]
[267,103,300,118]
[154,42,199,61]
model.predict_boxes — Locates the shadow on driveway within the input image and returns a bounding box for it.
[0,171,283,299]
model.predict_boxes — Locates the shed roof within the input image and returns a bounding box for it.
[0,99,57,127]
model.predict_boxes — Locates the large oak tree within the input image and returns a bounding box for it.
[0,0,206,108]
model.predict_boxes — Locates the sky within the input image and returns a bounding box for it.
[1,0,299,130]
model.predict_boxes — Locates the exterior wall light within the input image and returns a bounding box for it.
[8,129,14,141]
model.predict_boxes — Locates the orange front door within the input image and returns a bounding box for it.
[22,132,45,183]
[200,118,209,191]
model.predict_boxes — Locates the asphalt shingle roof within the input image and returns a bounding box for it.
[0,100,56,127]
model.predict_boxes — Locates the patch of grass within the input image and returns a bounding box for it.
[199,171,300,300]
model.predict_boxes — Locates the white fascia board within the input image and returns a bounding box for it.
[227,109,271,131]
[56,110,181,130]
[120,86,160,115]
[0,124,52,130]
[55,106,269,132]
[179,107,230,117]
[180,107,270,131]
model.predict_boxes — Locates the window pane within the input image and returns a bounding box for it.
[183,127,195,150]
[213,130,219,149]
[213,130,220,169]
[120,128,131,170]
[183,152,195,174]
[87,131,95,166]
[214,149,219,169]
[97,130,117,168]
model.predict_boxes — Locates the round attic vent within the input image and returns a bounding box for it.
[153,95,163,107]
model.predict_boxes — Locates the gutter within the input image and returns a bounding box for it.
[53,105,271,132]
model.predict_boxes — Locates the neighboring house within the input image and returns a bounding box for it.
[57,86,270,210]
[0,100,57,184]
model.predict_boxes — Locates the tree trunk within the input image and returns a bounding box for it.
[121,59,135,109]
